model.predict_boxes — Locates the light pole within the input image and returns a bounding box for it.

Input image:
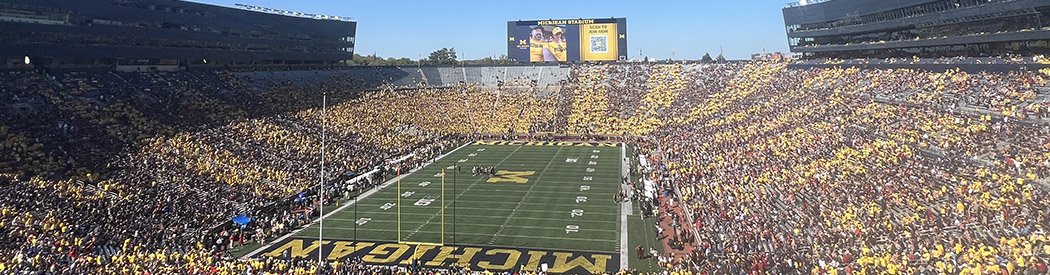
[452,164,457,245]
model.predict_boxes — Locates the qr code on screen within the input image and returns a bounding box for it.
[590,35,608,53]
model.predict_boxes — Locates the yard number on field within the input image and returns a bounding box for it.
[380,203,395,210]
[356,218,371,225]
[414,195,439,206]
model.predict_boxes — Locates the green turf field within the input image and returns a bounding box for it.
[248,141,636,273]
[249,141,629,273]
[294,141,623,252]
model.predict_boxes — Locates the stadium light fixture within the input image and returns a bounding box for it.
[24,56,30,65]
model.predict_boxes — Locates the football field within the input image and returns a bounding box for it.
[252,141,626,273]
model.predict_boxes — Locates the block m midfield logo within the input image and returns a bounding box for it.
[486,170,536,184]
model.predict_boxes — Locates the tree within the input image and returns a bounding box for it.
[700,53,713,63]
[462,57,494,65]
[495,54,514,65]
[344,53,418,66]
[395,58,414,66]
[716,53,726,63]
[459,54,518,65]
[426,47,458,65]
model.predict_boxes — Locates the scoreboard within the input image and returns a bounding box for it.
[507,18,627,62]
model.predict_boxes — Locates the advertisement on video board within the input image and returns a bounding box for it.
[507,18,627,62]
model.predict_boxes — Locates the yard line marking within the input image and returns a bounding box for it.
[307,145,624,253]
[346,207,620,217]
[241,142,472,259]
[331,209,617,220]
[323,219,619,233]
[452,190,617,198]
[331,215,617,227]
[403,145,525,241]
[488,146,564,245]
[346,209,621,218]
[321,227,619,244]
[456,182,622,190]
[380,199,618,209]
[328,214,620,225]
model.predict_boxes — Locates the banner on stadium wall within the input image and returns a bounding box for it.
[507,18,627,62]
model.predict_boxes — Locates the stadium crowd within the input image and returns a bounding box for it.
[631,63,1050,274]
[2,60,1049,274]
[0,68,557,274]
[794,55,1050,66]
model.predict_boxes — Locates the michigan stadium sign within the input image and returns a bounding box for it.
[257,238,618,274]
[507,18,627,62]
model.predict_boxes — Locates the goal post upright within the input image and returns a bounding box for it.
[441,168,445,245]
[397,167,401,242]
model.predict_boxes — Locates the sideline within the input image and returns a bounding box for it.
[240,142,473,259]
[619,143,630,269]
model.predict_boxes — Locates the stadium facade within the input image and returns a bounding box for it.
[782,0,1050,58]
[0,0,356,68]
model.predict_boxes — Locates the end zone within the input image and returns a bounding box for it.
[256,237,619,274]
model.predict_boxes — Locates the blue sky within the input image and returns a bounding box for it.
[189,0,793,60]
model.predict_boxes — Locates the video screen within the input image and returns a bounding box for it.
[508,18,626,62]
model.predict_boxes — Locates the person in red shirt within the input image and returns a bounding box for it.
[1034,259,1048,273]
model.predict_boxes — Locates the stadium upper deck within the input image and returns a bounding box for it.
[783,0,1050,58]
[0,0,356,67]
